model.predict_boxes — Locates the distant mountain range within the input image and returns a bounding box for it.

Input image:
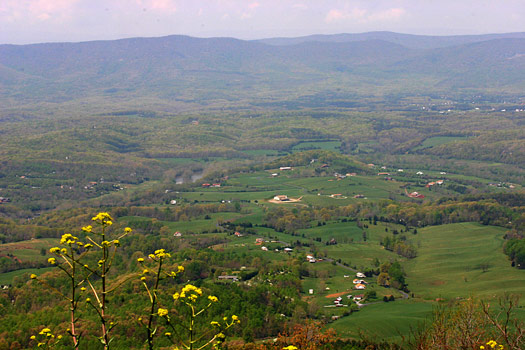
[1,31,525,103]
[255,31,525,49]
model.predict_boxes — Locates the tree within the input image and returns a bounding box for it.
[377,272,390,287]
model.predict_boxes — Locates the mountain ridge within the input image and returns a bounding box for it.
[2,32,525,103]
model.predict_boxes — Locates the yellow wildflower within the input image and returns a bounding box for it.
[125,227,132,233]
[165,332,171,336]
[39,328,51,335]
[49,247,60,253]
[172,293,180,300]
[137,258,144,263]
[30,274,37,279]
[30,335,36,340]
[181,284,202,296]
[487,340,497,349]
[48,258,56,265]
[178,265,184,272]
[154,249,171,259]
[82,225,92,233]
[283,346,298,350]
[208,295,218,302]
[57,335,62,340]
[84,244,93,249]
[91,212,113,226]
[157,308,169,317]
[211,321,220,326]
[62,234,78,244]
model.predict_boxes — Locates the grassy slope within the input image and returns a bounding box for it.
[330,300,434,342]
[405,222,525,300]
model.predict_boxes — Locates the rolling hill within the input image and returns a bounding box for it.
[1,33,525,104]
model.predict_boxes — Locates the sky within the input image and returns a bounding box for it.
[1,0,524,44]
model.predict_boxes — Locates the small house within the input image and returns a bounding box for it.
[218,275,238,282]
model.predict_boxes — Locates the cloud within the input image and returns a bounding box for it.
[369,8,406,21]
[326,8,366,22]
[135,0,177,13]
[292,3,308,10]
[325,7,406,23]
[0,0,79,22]
[248,2,260,9]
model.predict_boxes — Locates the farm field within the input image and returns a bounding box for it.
[405,223,525,301]
[330,300,434,342]
[0,238,58,263]
[0,267,55,285]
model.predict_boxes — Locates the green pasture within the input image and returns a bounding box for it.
[189,168,460,206]
[299,221,363,242]
[323,244,401,271]
[412,136,468,151]
[330,300,434,342]
[0,238,58,262]
[405,223,525,301]
[0,267,55,285]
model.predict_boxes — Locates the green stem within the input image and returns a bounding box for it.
[146,258,163,350]
[101,226,109,349]
[70,247,79,349]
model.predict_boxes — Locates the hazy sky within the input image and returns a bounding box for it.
[1,0,524,44]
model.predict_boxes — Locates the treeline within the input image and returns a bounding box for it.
[0,217,59,243]
[381,235,418,259]
[504,239,525,269]
[2,202,239,243]
[264,193,524,234]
